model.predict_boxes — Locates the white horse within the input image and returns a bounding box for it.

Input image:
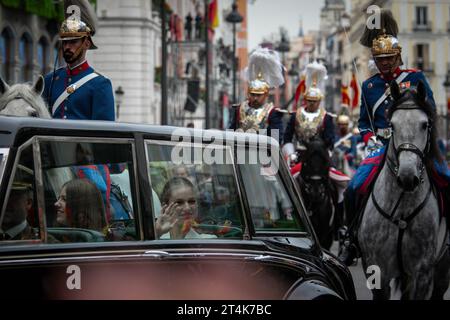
[359,80,450,300]
[0,76,51,118]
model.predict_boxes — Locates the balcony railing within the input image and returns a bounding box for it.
[413,20,432,32]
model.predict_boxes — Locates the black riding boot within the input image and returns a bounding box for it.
[338,189,360,266]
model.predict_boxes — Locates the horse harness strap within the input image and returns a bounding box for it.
[371,186,432,274]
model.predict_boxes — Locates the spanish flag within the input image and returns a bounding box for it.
[341,85,350,107]
[209,0,219,29]
[350,73,360,109]
[293,75,306,111]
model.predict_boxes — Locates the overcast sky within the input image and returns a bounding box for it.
[247,0,351,51]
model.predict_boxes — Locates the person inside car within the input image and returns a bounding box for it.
[54,179,106,233]
[0,175,37,241]
[155,177,216,240]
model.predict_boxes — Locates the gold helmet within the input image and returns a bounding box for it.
[371,34,401,58]
[304,86,323,101]
[59,17,97,50]
[60,0,98,50]
[248,73,270,95]
[337,114,350,125]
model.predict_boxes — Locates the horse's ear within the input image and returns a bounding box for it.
[33,76,45,96]
[416,80,426,102]
[0,76,9,95]
[390,80,401,101]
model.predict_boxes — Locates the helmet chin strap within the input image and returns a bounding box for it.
[66,38,87,66]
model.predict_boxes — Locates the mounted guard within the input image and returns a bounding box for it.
[338,9,450,267]
[228,47,285,143]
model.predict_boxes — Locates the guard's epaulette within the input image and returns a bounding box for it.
[93,70,107,79]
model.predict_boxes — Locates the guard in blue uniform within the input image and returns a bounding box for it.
[339,30,450,265]
[228,47,285,143]
[43,3,115,121]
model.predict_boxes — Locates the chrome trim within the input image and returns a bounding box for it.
[0,249,313,272]
[0,148,9,187]
[33,139,47,243]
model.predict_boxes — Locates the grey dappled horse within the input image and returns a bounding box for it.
[359,80,450,300]
[0,76,51,118]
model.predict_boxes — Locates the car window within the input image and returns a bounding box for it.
[39,139,138,243]
[0,145,40,242]
[146,140,244,240]
[237,147,305,232]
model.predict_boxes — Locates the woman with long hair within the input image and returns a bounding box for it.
[54,179,106,232]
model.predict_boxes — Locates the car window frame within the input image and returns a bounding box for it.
[144,138,251,240]
[0,148,9,186]
[1,135,141,244]
[233,140,312,239]
[0,138,39,244]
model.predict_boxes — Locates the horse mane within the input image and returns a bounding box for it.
[387,88,443,164]
[0,83,49,117]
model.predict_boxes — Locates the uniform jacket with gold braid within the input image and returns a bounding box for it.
[284,107,336,150]
[228,101,284,143]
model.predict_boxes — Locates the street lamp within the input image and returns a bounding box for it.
[115,86,125,120]
[276,32,290,107]
[226,1,243,104]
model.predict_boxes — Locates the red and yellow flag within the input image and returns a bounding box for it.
[350,73,360,109]
[341,85,350,107]
[209,0,219,29]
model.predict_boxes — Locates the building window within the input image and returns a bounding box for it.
[415,43,431,72]
[19,33,33,82]
[416,6,428,25]
[1,28,14,83]
[38,38,48,76]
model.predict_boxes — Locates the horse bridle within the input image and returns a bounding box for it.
[386,103,431,185]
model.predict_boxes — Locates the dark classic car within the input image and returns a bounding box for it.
[0,116,355,300]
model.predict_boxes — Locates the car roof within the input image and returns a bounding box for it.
[0,116,279,148]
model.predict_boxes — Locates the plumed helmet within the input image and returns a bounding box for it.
[247,47,285,95]
[304,61,327,101]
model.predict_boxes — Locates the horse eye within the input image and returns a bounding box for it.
[30,111,38,118]
[421,122,428,130]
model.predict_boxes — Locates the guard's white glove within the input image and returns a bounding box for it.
[289,153,298,167]
[364,136,383,157]
[282,143,295,166]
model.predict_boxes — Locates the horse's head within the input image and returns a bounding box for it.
[300,136,330,203]
[387,80,439,192]
[0,76,51,119]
